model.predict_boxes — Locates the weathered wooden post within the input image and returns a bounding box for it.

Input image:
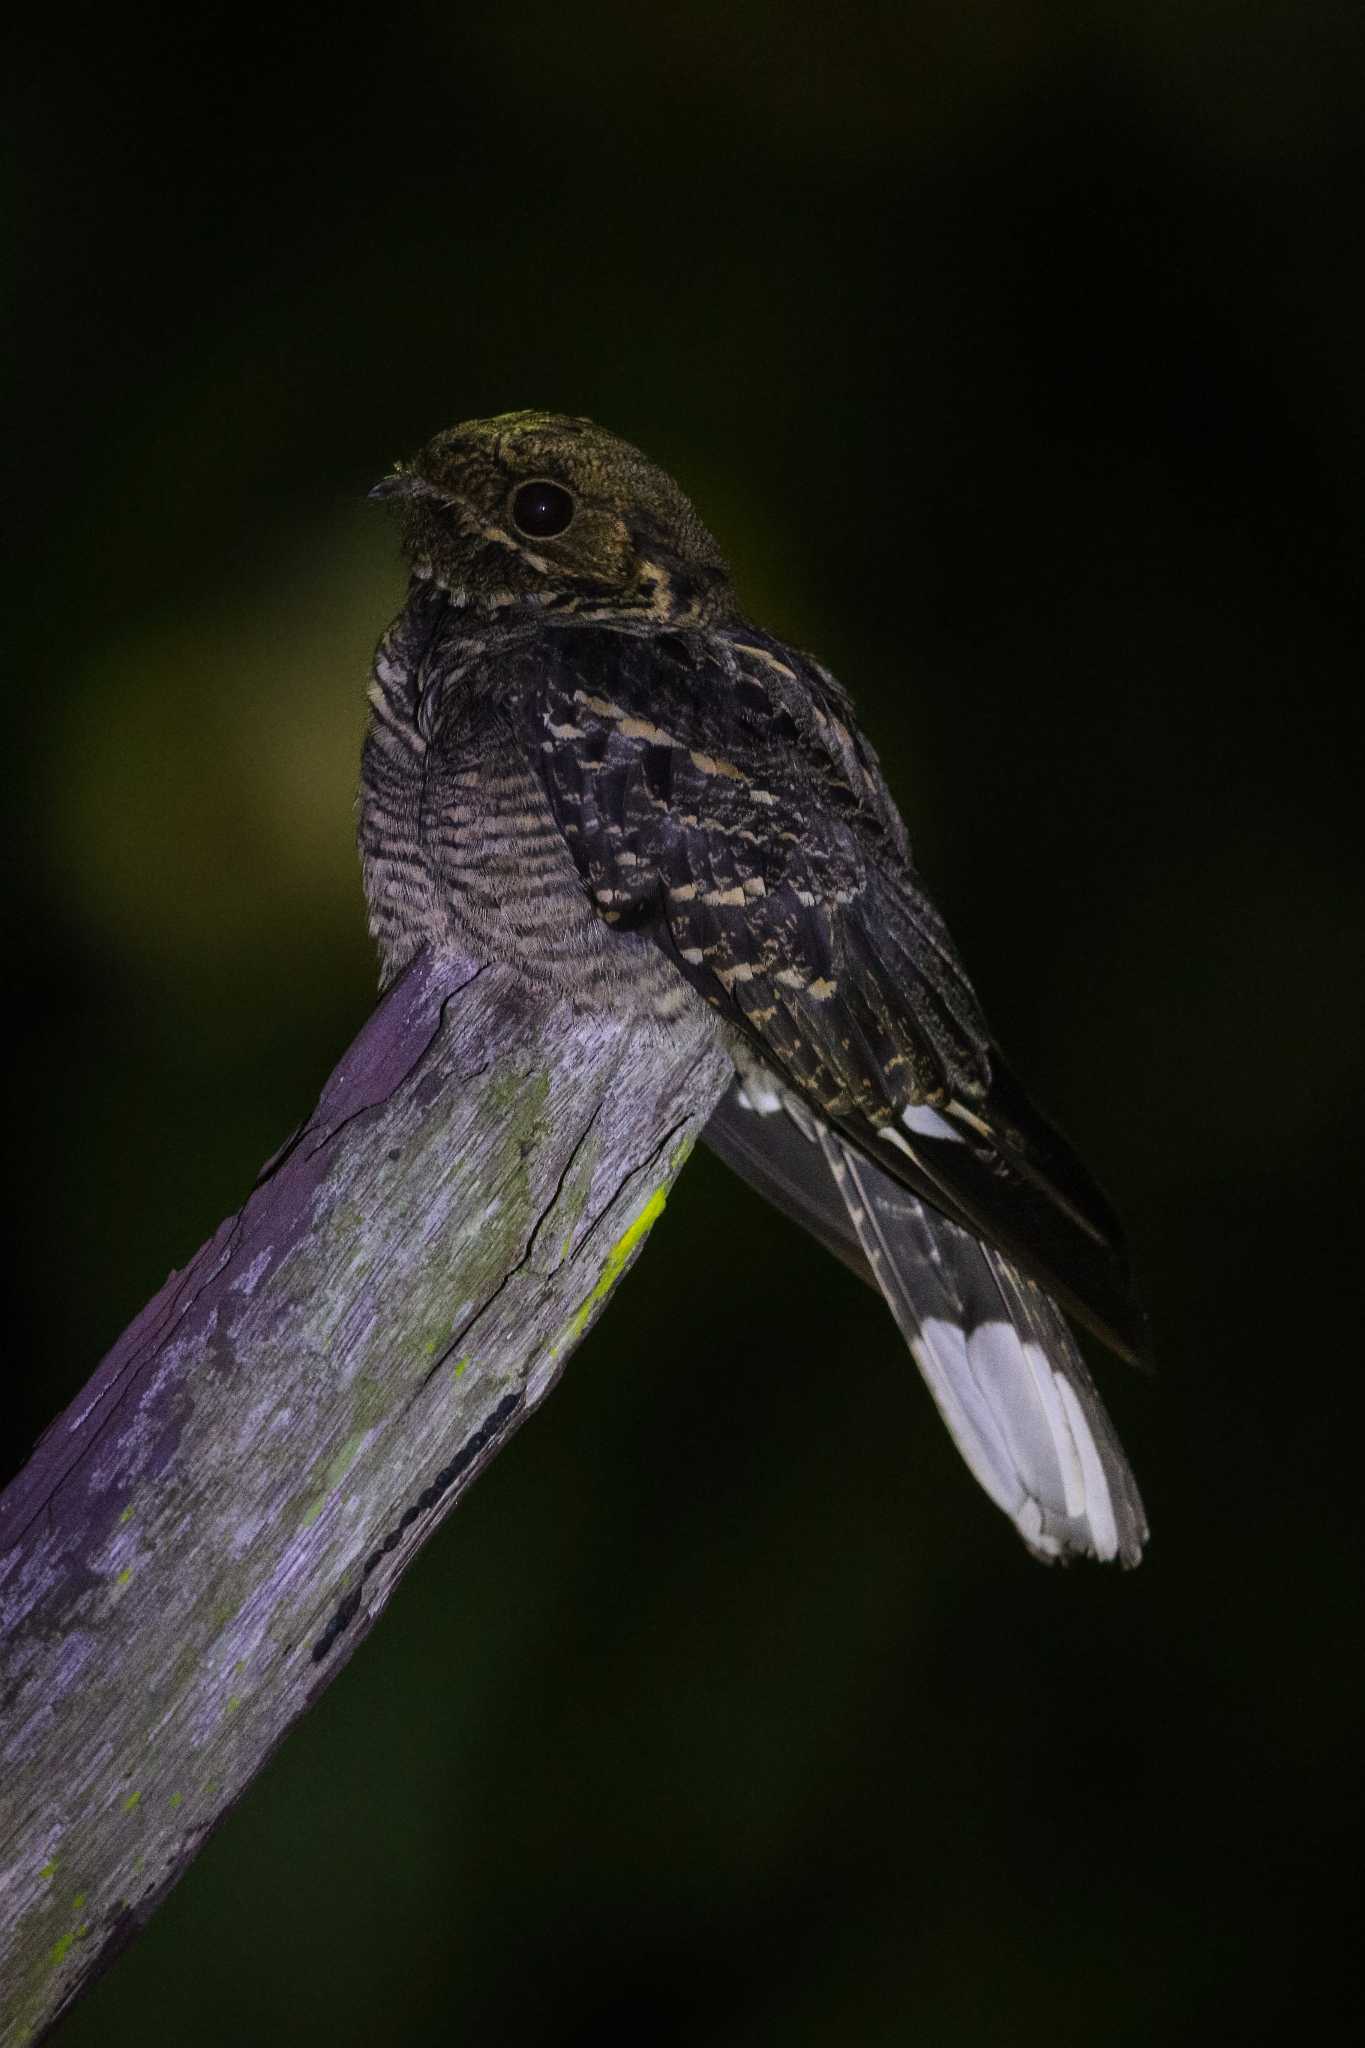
[0,947,729,2044]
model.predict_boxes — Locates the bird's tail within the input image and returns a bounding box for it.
[705,1079,1147,1565]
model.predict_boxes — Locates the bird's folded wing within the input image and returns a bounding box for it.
[516,623,1144,1363]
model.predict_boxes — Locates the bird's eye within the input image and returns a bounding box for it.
[510,479,575,539]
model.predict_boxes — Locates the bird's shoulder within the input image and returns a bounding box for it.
[508,615,911,868]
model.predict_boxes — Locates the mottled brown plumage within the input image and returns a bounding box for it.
[359,411,1149,1564]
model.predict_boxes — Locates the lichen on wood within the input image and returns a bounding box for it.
[0,948,729,2045]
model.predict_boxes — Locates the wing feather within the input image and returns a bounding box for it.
[704,1074,1146,1561]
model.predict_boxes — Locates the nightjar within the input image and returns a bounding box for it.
[360,411,1148,1565]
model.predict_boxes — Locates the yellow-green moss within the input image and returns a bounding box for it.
[567,1186,669,1343]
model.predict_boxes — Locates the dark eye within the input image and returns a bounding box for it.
[510,478,575,539]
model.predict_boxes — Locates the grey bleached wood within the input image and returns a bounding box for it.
[0,946,730,2046]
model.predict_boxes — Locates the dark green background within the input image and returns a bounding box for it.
[5,4,1362,2041]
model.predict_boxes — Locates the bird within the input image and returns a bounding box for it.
[360,410,1148,1567]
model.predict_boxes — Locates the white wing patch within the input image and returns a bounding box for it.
[817,1126,1144,1564]
[901,1102,965,1145]
[1055,1373,1120,1561]
[711,1065,1145,1565]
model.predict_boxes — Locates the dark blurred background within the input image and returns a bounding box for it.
[5,3,1363,2042]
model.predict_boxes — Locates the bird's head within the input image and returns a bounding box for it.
[371,411,734,624]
